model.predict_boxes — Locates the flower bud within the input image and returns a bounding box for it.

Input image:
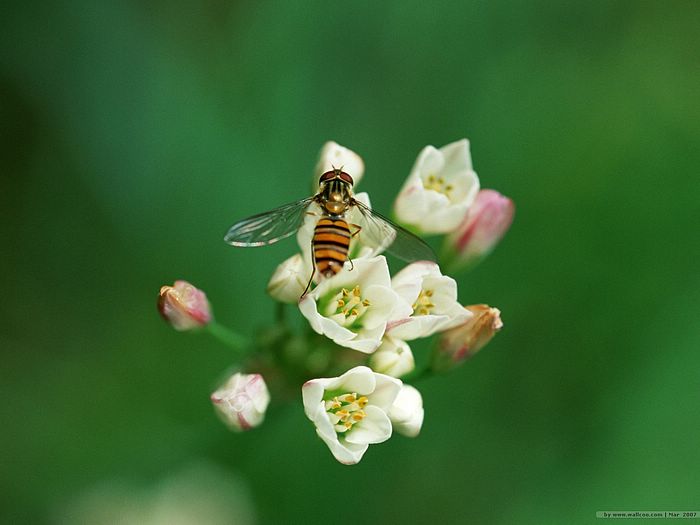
[313,141,365,191]
[158,280,211,331]
[211,373,270,432]
[267,254,311,304]
[369,337,415,378]
[444,189,514,271]
[388,384,424,437]
[433,304,502,371]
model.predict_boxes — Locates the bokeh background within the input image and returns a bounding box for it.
[2,1,699,523]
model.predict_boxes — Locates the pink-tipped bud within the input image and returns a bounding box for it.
[433,304,502,371]
[211,373,270,432]
[158,280,212,331]
[446,189,514,271]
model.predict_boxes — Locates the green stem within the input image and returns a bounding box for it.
[276,302,286,325]
[206,321,250,354]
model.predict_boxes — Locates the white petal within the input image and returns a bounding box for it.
[344,405,392,445]
[368,372,402,411]
[246,375,270,412]
[340,324,385,354]
[267,254,311,304]
[336,366,376,393]
[299,295,356,342]
[211,373,270,432]
[302,380,326,417]
[421,199,469,233]
[387,314,449,340]
[323,366,376,395]
[318,432,368,465]
[389,385,424,438]
[360,285,402,330]
[391,261,440,303]
[439,138,472,172]
[413,145,444,178]
[353,192,371,208]
[302,384,339,442]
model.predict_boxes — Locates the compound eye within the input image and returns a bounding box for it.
[338,172,354,185]
[319,170,335,184]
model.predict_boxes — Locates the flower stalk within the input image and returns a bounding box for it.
[206,321,250,354]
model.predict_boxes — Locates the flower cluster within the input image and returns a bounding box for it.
[158,140,513,464]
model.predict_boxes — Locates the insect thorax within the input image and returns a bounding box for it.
[319,179,352,216]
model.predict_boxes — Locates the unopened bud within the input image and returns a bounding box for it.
[211,373,270,432]
[444,189,514,271]
[158,280,211,331]
[434,304,502,371]
[369,337,415,378]
[267,254,311,304]
[388,384,424,438]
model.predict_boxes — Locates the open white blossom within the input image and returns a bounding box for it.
[302,366,402,464]
[369,337,415,378]
[387,261,471,341]
[313,141,365,191]
[267,253,312,304]
[389,384,424,438]
[394,139,480,234]
[299,256,412,353]
[211,373,270,432]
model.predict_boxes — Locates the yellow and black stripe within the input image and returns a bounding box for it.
[313,218,351,277]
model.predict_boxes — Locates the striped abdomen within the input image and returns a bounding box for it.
[313,218,351,277]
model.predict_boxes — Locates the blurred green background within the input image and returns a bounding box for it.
[2,1,699,523]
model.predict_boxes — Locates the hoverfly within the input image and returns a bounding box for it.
[224,168,435,294]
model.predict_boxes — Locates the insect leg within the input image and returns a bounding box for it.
[345,223,363,272]
[301,243,316,299]
[349,223,362,238]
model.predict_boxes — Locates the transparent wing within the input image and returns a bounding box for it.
[224,197,316,247]
[351,199,436,263]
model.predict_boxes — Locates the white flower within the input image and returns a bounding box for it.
[369,337,415,377]
[387,261,471,341]
[299,256,412,353]
[302,366,402,464]
[393,139,480,234]
[211,373,270,432]
[266,253,312,304]
[313,141,365,191]
[389,384,424,438]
